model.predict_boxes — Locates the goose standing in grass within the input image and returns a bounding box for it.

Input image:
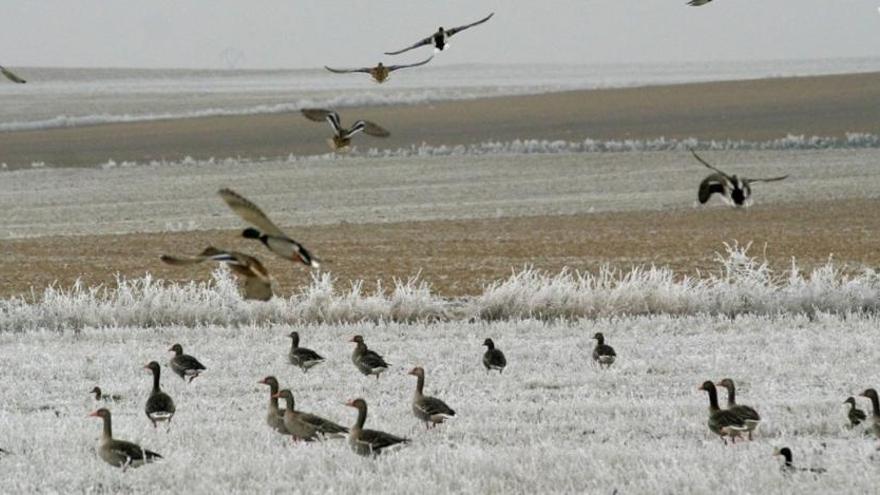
[699,381,749,444]
[690,149,788,207]
[168,344,206,383]
[345,398,409,457]
[385,13,494,55]
[144,361,175,428]
[89,408,162,469]
[858,388,880,439]
[287,331,325,372]
[90,386,122,403]
[409,367,456,429]
[773,447,826,474]
[301,108,390,152]
[687,0,713,6]
[217,188,319,269]
[844,396,867,428]
[258,376,288,435]
[482,338,506,374]
[350,335,390,379]
[592,332,616,368]
[273,389,348,441]
[161,246,274,301]
[324,56,433,83]
[0,65,26,84]
[715,378,761,440]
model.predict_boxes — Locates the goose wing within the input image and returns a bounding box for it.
[687,0,713,6]
[360,350,389,368]
[108,439,162,464]
[358,428,409,451]
[690,149,731,178]
[299,412,349,435]
[301,108,343,134]
[347,120,390,138]
[292,347,324,362]
[416,396,455,417]
[0,66,26,84]
[744,175,788,185]
[387,56,434,72]
[698,173,729,204]
[324,65,372,74]
[446,12,495,37]
[218,188,287,238]
[384,35,434,56]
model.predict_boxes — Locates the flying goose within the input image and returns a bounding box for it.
[161,246,274,301]
[691,149,788,207]
[350,335,390,379]
[385,13,495,55]
[482,338,507,374]
[301,108,390,151]
[409,367,456,429]
[844,396,867,428]
[699,381,749,444]
[273,389,348,441]
[89,408,162,469]
[0,65,26,84]
[324,56,433,83]
[858,388,880,440]
[687,0,713,6]
[144,361,176,428]
[168,344,206,383]
[217,188,319,268]
[773,447,826,474]
[715,378,761,440]
[592,332,616,369]
[90,386,122,403]
[258,376,289,435]
[345,398,409,457]
[287,331,325,372]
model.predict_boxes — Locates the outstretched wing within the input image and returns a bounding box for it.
[744,175,788,185]
[689,148,730,177]
[302,108,343,135]
[0,66,26,84]
[387,56,434,72]
[687,0,713,6]
[324,65,372,74]
[160,253,209,266]
[218,188,286,238]
[385,35,434,56]
[351,120,390,138]
[698,174,728,204]
[446,12,495,37]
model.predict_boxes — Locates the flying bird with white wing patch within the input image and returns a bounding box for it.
[301,108,390,151]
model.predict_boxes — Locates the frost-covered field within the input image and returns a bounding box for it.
[2,314,880,493]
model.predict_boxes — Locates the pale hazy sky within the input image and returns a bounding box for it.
[3,0,879,69]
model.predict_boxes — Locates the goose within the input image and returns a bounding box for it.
[482,338,507,374]
[687,0,713,6]
[217,188,319,268]
[287,331,325,372]
[168,344,206,383]
[90,386,122,403]
[691,149,788,207]
[699,381,749,444]
[858,388,880,439]
[409,367,456,429]
[273,389,348,441]
[385,13,494,55]
[345,398,409,457]
[161,246,274,301]
[844,396,867,428]
[0,65,26,84]
[350,335,390,379]
[324,56,433,83]
[89,408,162,469]
[258,376,288,435]
[592,332,616,368]
[715,378,761,440]
[144,361,175,428]
[773,447,826,474]
[301,108,390,152]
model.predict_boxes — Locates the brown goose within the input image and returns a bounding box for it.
[715,378,761,440]
[161,246,274,301]
[844,396,867,428]
[217,188,319,268]
[89,408,162,469]
[302,108,390,152]
[258,376,288,435]
[325,56,433,83]
[592,332,616,368]
[288,331,325,372]
[482,338,506,373]
[273,389,348,441]
[345,398,409,457]
[168,344,206,383]
[144,361,175,428]
[409,367,456,429]
[350,335,390,379]
[385,13,494,55]
[90,386,122,402]
[699,381,749,444]
[858,388,880,439]
[773,447,826,474]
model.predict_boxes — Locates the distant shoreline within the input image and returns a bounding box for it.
[1,71,879,169]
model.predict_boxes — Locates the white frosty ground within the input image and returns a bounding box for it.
[1,314,880,493]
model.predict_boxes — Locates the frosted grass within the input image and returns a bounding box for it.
[3,245,880,333]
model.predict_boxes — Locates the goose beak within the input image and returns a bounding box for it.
[271,392,281,399]
[345,400,356,408]
[772,447,781,456]
[87,411,99,417]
